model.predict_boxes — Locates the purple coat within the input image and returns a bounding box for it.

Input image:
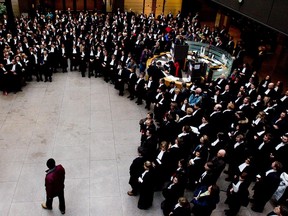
[45,165,65,197]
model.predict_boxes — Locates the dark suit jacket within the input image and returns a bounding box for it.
[254,141,273,173]
[226,179,249,207]
[129,156,145,186]
[170,206,191,216]
[253,170,281,202]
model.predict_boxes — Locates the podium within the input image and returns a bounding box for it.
[170,43,189,61]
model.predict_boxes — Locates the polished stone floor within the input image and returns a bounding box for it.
[0,71,272,216]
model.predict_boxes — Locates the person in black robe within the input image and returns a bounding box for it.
[0,63,9,95]
[137,161,155,210]
[60,43,68,72]
[127,146,146,196]
[251,161,283,213]
[161,175,185,216]
[169,197,191,216]
[267,205,288,216]
[134,72,145,105]
[79,49,87,77]
[225,172,250,216]
[191,184,220,216]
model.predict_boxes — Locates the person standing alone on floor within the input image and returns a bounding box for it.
[41,158,66,214]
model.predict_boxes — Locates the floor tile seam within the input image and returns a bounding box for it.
[51,73,70,159]
[89,158,118,162]
[89,194,122,198]
[88,75,92,216]
[10,200,43,204]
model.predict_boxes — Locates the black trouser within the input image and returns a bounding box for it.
[46,190,65,212]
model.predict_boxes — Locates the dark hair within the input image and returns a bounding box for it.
[137,146,145,155]
[274,161,283,171]
[210,184,220,198]
[178,159,186,169]
[147,112,153,119]
[46,158,56,169]
[217,132,226,141]
[176,137,184,146]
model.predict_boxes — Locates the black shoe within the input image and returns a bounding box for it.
[223,170,229,174]
[130,97,134,100]
[119,92,124,96]
[127,95,131,98]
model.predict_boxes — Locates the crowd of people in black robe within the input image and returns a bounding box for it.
[129,72,288,216]
[129,71,288,215]
[0,6,244,96]
[0,6,288,216]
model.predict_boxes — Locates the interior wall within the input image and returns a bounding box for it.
[144,0,152,15]
[124,0,144,14]
[18,0,32,14]
[17,0,183,16]
[163,0,182,16]
[155,0,163,17]
[212,0,288,35]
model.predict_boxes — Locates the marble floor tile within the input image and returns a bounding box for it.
[52,145,89,160]
[90,143,116,160]
[25,143,54,163]
[90,176,120,198]
[0,161,23,182]
[8,202,43,216]
[61,178,90,216]
[90,197,122,216]
[0,123,34,148]
[12,163,45,202]
[90,160,118,178]
[115,143,139,157]
[57,159,90,179]
[0,182,17,203]
[90,118,113,133]
[0,147,28,162]
[0,202,11,216]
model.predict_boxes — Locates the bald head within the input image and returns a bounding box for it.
[217,149,226,158]
[195,88,202,94]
